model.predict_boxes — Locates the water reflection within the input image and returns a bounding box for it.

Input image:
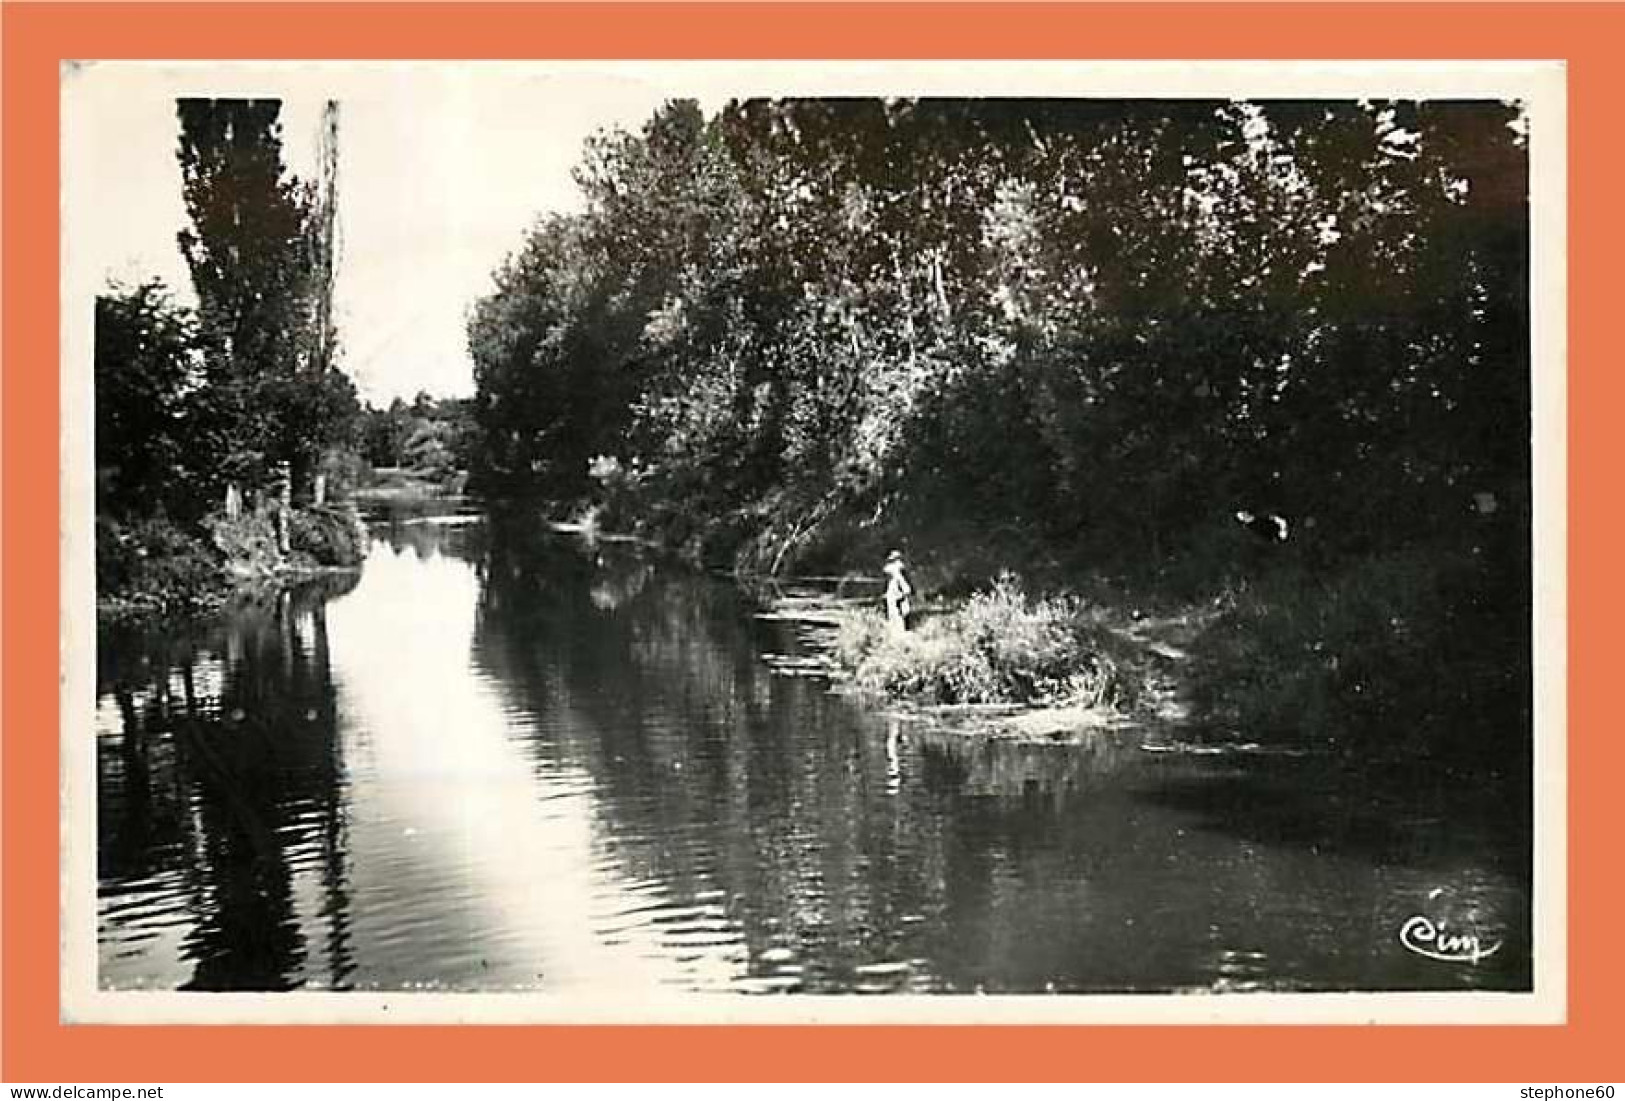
[98,574,357,990]
[96,511,1531,994]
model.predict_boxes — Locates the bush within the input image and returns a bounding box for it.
[204,509,283,577]
[289,504,367,567]
[1188,547,1525,760]
[833,572,1122,706]
[96,514,226,620]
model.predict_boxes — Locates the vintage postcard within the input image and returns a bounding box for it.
[59,58,1565,1025]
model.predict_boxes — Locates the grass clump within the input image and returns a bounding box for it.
[833,572,1124,707]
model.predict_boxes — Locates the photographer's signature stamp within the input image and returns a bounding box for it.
[1399,913,1502,964]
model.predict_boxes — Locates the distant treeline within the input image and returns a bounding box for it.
[468,97,1528,592]
[358,392,476,487]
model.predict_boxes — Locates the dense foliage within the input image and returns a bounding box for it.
[176,98,358,499]
[96,99,367,616]
[469,99,1527,583]
[95,281,213,522]
[468,97,1531,756]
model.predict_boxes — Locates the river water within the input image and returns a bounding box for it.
[95,509,1531,995]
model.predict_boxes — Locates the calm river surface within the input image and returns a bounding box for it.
[96,509,1531,994]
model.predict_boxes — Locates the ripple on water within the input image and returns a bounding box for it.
[94,519,1532,996]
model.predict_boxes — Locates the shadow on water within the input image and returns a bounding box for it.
[1134,752,1532,990]
[98,572,358,990]
[96,508,1533,994]
[467,511,1532,994]
[471,512,928,991]
[1131,751,1532,876]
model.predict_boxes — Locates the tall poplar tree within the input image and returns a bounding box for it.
[176,97,356,499]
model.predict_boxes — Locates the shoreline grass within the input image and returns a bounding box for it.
[829,572,1147,715]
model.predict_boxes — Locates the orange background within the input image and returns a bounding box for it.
[3,2,1616,1083]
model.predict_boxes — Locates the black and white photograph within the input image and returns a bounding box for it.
[62,61,1564,1023]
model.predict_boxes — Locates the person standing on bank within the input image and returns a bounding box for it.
[883,550,913,633]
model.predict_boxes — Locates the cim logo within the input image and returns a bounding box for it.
[1398,913,1503,965]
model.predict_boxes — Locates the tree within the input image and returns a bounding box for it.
[176,98,357,499]
[95,281,210,519]
[469,96,1530,582]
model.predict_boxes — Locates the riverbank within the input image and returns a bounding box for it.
[352,465,468,507]
[742,527,1528,779]
[96,502,368,626]
[373,497,1532,782]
